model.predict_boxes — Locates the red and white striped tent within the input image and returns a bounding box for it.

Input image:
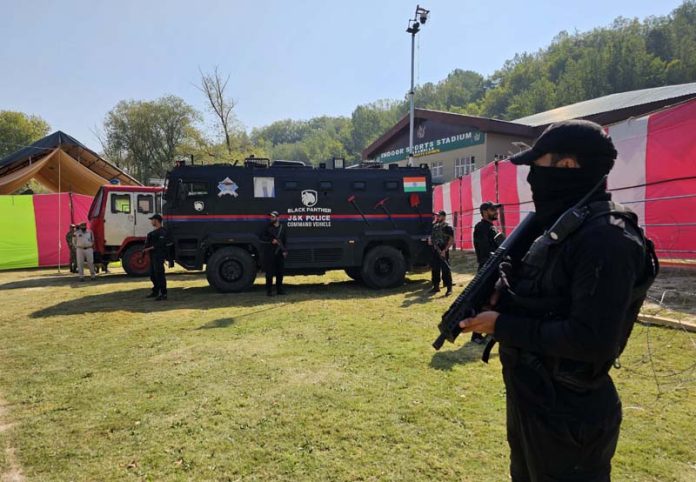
[433,98,696,260]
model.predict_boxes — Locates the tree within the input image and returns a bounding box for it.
[102,96,200,182]
[197,67,237,154]
[0,111,50,158]
[350,100,402,155]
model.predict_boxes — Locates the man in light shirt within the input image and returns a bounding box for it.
[74,222,96,281]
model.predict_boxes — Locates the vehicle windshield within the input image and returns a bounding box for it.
[88,187,104,219]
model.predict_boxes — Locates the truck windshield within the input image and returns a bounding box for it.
[88,188,104,219]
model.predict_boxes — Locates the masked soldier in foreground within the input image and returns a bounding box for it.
[459,120,657,481]
[429,210,454,296]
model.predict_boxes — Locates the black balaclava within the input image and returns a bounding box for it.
[527,163,610,227]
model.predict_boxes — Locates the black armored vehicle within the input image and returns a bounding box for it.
[163,158,433,292]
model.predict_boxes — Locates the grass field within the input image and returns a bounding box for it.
[0,254,695,481]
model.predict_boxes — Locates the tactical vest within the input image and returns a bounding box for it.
[501,201,659,390]
[431,221,451,248]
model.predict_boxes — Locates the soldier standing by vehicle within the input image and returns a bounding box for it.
[74,222,95,281]
[429,210,454,296]
[471,201,505,344]
[144,214,169,301]
[260,211,288,296]
[66,224,77,273]
[458,120,657,481]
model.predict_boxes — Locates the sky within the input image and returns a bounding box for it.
[0,0,687,151]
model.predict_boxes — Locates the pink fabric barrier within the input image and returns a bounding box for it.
[32,193,93,267]
[433,98,696,259]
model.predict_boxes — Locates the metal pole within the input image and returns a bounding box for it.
[408,32,415,167]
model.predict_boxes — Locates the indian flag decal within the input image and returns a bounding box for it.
[403,176,427,192]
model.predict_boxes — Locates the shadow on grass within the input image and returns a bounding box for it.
[195,305,287,330]
[30,278,430,319]
[0,271,203,291]
[430,340,494,371]
[196,318,236,329]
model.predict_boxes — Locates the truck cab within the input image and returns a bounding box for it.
[164,159,433,292]
[88,185,164,275]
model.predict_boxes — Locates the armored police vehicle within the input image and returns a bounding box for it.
[163,158,433,292]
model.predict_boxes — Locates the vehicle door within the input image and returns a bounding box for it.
[104,191,135,247]
[134,192,156,238]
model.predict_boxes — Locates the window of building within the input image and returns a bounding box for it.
[431,161,444,178]
[454,156,476,177]
[111,194,131,214]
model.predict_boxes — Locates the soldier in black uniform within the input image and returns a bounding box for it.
[144,214,169,301]
[260,211,288,296]
[472,201,505,343]
[458,120,657,481]
[473,201,505,269]
[429,210,454,296]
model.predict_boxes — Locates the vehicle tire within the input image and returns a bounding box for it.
[360,245,406,289]
[122,245,150,277]
[206,246,257,293]
[344,267,363,282]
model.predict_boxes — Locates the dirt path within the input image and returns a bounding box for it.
[0,397,23,482]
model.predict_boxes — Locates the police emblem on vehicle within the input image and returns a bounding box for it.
[301,190,318,207]
[217,177,239,197]
[193,201,205,212]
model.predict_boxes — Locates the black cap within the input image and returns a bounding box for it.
[434,210,446,217]
[149,214,163,222]
[509,120,617,168]
[269,211,279,217]
[480,201,502,212]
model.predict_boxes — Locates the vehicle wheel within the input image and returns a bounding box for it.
[344,267,363,282]
[206,246,257,293]
[360,245,406,289]
[122,245,150,276]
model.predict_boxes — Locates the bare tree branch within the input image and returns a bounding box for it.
[196,66,236,154]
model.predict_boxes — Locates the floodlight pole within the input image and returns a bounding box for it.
[408,31,416,167]
[406,5,428,167]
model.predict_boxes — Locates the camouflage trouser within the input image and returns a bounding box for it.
[69,249,77,273]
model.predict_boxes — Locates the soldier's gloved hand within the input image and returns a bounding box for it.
[272,239,279,245]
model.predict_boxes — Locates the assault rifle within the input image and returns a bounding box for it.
[271,225,288,257]
[432,213,538,350]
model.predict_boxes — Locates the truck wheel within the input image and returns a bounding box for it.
[122,245,150,277]
[206,246,257,293]
[360,245,406,289]
[344,267,363,282]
